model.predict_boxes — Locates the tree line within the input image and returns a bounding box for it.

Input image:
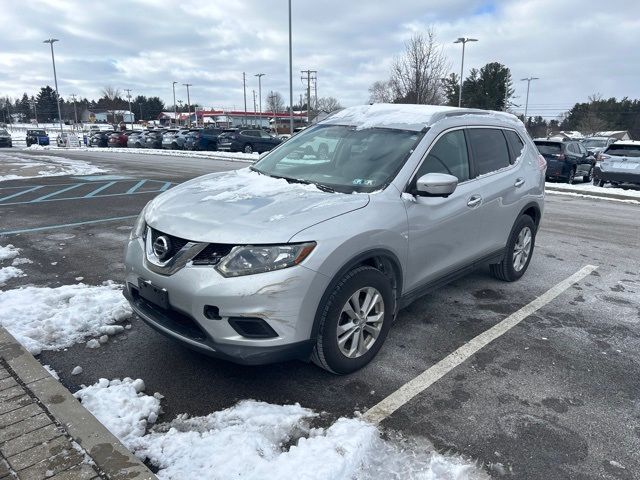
[368,28,639,138]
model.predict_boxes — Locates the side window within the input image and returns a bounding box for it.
[467,128,510,176]
[577,143,587,155]
[504,130,525,164]
[415,130,470,182]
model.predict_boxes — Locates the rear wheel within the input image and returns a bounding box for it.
[311,266,394,374]
[490,215,536,282]
[583,168,593,183]
[243,144,253,154]
[567,168,576,184]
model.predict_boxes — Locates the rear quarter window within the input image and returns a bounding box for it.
[504,130,525,164]
[467,128,511,176]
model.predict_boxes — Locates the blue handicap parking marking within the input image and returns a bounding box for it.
[73,175,133,181]
[0,179,175,206]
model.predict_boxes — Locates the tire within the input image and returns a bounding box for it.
[243,144,253,154]
[311,266,394,374]
[490,215,536,282]
[567,168,576,184]
[171,142,179,150]
[583,168,593,183]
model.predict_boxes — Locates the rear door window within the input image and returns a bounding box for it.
[467,128,511,176]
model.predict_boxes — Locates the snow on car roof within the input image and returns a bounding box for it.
[610,140,640,146]
[322,103,519,131]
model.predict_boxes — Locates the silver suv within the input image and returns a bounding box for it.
[124,104,545,374]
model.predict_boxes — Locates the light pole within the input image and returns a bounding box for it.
[30,99,38,126]
[43,38,64,135]
[183,83,192,127]
[521,77,539,121]
[124,89,133,130]
[288,0,293,134]
[255,73,265,129]
[69,93,78,128]
[453,37,478,108]
[242,73,247,126]
[172,81,178,127]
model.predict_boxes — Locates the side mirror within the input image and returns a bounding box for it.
[416,173,458,197]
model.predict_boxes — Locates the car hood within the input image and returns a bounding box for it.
[145,167,370,244]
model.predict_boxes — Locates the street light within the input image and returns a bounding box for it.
[288,0,293,135]
[172,81,178,127]
[124,89,133,130]
[183,83,192,127]
[453,37,478,108]
[43,38,64,135]
[521,77,539,121]
[255,73,265,129]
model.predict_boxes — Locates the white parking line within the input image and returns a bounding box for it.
[363,264,598,425]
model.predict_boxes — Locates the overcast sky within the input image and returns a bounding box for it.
[1,0,639,118]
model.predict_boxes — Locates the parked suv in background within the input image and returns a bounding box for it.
[124,104,544,374]
[0,128,12,147]
[89,131,110,147]
[217,128,282,153]
[198,127,228,150]
[534,138,594,183]
[127,131,146,148]
[26,129,49,147]
[593,140,640,187]
[583,136,616,158]
[145,130,165,149]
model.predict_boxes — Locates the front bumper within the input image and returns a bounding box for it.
[123,237,329,365]
[594,167,640,185]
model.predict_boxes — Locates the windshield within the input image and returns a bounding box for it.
[605,144,640,158]
[30,130,46,136]
[583,139,607,148]
[252,124,424,193]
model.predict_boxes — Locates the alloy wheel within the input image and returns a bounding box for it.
[336,287,385,358]
[513,226,532,272]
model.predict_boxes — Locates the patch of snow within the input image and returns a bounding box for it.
[98,335,109,344]
[547,190,640,205]
[43,365,59,380]
[546,181,640,199]
[74,276,84,281]
[0,151,105,181]
[195,168,321,202]
[100,325,124,336]
[74,378,161,450]
[0,282,131,355]
[71,366,83,375]
[0,266,25,285]
[11,257,33,266]
[86,339,100,349]
[0,244,20,261]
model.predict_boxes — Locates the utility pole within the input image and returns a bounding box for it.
[30,99,38,126]
[453,37,478,108]
[252,89,257,124]
[69,93,78,128]
[300,70,316,123]
[313,73,318,112]
[124,89,133,130]
[255,73,265,129]
[172,81,178,127]
[139,103,143,122]
[43,38,64,135]
[183,83,192,127]
[521,77,539,121]
[177,99,183,126]
[242,72,247,126]
[288,0,294,135]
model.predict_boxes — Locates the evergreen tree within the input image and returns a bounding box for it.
[36,86,59,122]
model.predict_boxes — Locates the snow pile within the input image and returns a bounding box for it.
[0,244,25,285]
[0,266,25,285]
[74,378,161,449]
[75,378,488,480]
[194,168,320,202]
[0,282,132,354]
[546,181,640,200]
[0,151,105,181]
[0,244,21,261]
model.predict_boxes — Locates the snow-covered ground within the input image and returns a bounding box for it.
[75,378,488,480]
[0,281,131,355]
[26,144,258,163]
[546,181,640,200]
[0,150,106,181]
[0,244,28,285]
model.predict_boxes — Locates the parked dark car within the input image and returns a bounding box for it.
[145,130,165,149]
[26,129,49,147]
[127,131,146,148]
[108,131,129,148]
[183,130,200,150]
[89,131,110,147]
[534,139,595,183]
[0,128,12,147]
[593,141,640,187]
[197,127,228,151]
[217,129,282,153]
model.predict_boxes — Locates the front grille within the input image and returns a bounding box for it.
[192,244,234,266]
[149,228,189,258]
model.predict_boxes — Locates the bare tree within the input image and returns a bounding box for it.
[389,29,449,105]
[316,96,342,112]
[101,86,121,102]
[266,91,285,113]
[368,80,394,103]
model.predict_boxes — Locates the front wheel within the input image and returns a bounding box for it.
[490,215,536,282]
[311,266,394,374]
[243,144,253,154]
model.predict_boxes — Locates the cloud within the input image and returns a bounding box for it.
[1,0,638,118]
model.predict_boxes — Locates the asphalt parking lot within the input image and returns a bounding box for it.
[1,148,639,479]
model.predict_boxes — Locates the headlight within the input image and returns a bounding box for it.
[216,242,316,277]
[130,204,149,240]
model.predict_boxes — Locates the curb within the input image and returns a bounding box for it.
[545,186,640,202]
[0,327,157,480]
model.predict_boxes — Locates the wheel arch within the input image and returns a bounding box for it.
[518,201,542,229]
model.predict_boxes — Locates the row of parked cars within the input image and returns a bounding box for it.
[85,127,283,154]
[534,137,640,187]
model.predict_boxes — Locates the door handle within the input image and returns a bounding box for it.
[514,178,525,187]
[467,195,482,208]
